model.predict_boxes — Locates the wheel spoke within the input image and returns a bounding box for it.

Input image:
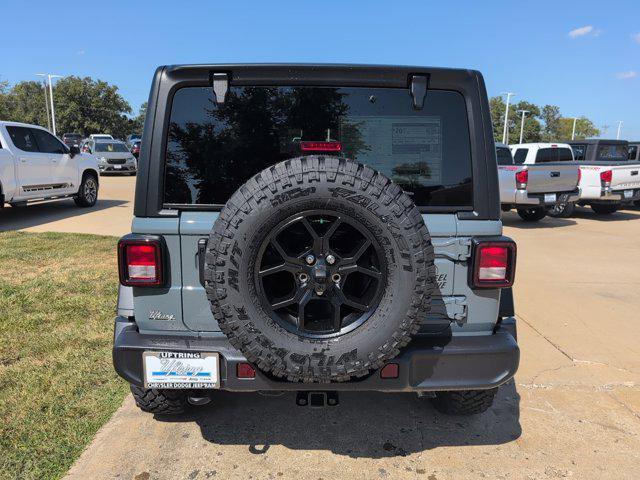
[297,290,313,330]
[258,262,298,278]
[334,286,369,312]
[338,264,382,280]
[270,239,304,265]
[340,239,371,264]
[321,218,342,250]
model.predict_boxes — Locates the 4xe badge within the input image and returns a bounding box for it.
[149,310,175,321]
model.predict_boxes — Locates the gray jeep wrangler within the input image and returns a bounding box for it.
[113,64,519,416]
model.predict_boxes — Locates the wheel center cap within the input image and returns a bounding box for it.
[311,259,328,283]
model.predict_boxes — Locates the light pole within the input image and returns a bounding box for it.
[571,117,578,140]
[616,121,623,140]
[35,75,51,131]
[36,73,62,135]
[501,92,515,144]
[517,109,529,144]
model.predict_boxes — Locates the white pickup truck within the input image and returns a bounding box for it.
[510,142,640,216]
[0,121,100,208]
[497,143,580,221]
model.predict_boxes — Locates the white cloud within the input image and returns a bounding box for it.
[568,25,600,38]
[76,49,86,55]
[616,70,637,80]
[632,32,640,43]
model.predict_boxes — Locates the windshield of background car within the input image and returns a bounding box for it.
[95,142,129,153]
[496,147,513,165]
[596,144,628,161]
[163,86,473,208]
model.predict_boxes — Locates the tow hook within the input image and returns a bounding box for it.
[296,391,339,407]
[187,395,212,406]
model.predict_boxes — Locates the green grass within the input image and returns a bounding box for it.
[0,231,128,480]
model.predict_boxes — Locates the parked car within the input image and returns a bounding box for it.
[497,142,580,221]
[61,132,83,147]
[92,140,137,175]
[0,121,99,207]
[568,139,629,162]
[125,134,142,147]
[512,142,640,216]
[113,64,519,417]
[130,140,141,159]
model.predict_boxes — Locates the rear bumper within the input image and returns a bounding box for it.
[113,317,519,392]
[595,188,640,203]
[512,188,580,206]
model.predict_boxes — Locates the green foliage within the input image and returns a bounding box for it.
[489,97,600,144]
[0,76,137,139]
[0,231,127,480]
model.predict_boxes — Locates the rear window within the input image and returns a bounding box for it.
[513,148,527,164]
[163,86,473,208]
[571,144,586,161]
[596,144,628,161]
[95,142,128,153]
[496,147,513,165]
[535,147,573,163]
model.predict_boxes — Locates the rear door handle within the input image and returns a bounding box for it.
[197,238,208,287]
[19,157,27,163]
[631,171,638,176]
[550,171,560,177]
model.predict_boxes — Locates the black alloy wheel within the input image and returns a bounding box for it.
[255,210,386,338]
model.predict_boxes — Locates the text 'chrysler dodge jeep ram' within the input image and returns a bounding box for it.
[113,64,519,416]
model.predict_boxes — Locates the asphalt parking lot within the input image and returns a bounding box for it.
[4,178,639,480]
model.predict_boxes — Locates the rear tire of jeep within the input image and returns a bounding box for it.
[130,385,189,414]
[590,203,618,215]
[74,173,98,207]
[516,207,546,222]
[430,388,498,415]
[205,156,435,383]
[547,201,575,218]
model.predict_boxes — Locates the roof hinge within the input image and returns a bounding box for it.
[433,237,472,261]
[443,296,467,322]
[211,72,229,104]
[410,74,428,110]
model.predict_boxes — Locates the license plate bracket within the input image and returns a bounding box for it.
[624,189,633,199]
[143,351,219,389]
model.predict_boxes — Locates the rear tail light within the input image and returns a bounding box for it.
[300,141,342,152]
[515,170,528,189]
[577,168,581,184]
[118,237,164,287]
[600,169,612,185]
[470,240,516,289]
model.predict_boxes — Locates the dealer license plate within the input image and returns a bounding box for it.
[544,193,557,203]
[624,190,633,199]
[143,351,219,389]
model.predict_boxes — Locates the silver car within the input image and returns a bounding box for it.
[92,140,137,175]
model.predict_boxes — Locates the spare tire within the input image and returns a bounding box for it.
[204,156,435,382]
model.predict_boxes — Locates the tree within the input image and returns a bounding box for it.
[540,105,561,142]
[489,97,542,144]
[52,76,132,138]
[0,81,50,128]
[132,101,147,133]
[557,117,600,140]
[0,76,133,138]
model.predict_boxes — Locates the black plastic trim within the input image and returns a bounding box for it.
[113,316,519,392]
[499,287,515,318]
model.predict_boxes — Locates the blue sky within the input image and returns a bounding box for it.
[2,0,639,138]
